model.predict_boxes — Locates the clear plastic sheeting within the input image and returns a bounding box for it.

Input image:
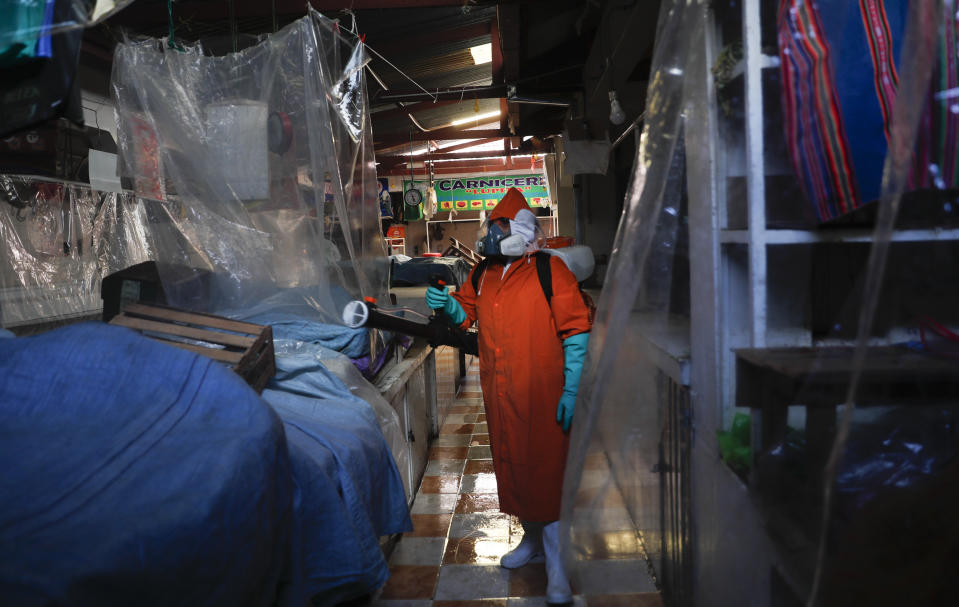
[0,175,156,328]
[562,1,959,606]
[111,8,388,322]
[1,12,387,332]
[560,0,697,600]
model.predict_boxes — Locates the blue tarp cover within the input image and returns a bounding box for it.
[0,323,412,606]
[0,323,297,606]
[263,347,412,603]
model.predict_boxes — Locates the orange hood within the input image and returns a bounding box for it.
[489,187,530,222]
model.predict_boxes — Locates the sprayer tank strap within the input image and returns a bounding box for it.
[471,252,553,305]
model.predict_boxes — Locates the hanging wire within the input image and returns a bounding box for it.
[228,0,237,53]
[408,127,417,187]
[330,19,438,103]
[341,8,358,35]
[366,45,437,102]
[166,0,185,51]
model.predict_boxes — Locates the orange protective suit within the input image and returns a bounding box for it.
[452,189,592,522]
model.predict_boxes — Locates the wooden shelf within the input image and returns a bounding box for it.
[736,346,959,409]
[721,227,959,245]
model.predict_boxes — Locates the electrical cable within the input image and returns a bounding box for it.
[328,18,438,103]
[408,127,416,187]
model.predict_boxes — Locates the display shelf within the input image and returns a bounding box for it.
[719,226,959,245]
[686,2,959,604]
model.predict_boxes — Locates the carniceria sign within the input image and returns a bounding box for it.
[403,174,550,211]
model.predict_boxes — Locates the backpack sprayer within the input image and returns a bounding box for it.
[341,275,479,356]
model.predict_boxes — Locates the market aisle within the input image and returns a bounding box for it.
[371,360,663,607]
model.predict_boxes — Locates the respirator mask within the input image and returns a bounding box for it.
[476,219,527,257]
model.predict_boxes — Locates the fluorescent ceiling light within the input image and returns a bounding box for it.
[450,109,501,126]
[469,43,492,65]
[433,153,537,163]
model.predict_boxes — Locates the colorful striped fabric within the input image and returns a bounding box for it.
[777,0,958,222]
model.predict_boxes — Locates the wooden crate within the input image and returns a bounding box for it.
[109,303,275,393]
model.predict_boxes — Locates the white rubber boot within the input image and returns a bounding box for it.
[500,521,544,569]
[542,521,573,604]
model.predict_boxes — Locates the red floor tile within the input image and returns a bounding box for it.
[508,562,548,597]
[419,476,462,494]
[470,434,490,446]
[455,493,500,514]
[407,513,452,537]
[429,446,469,460]
[465,460,495,474]
[458,391,484,398]
[378,565,439,600]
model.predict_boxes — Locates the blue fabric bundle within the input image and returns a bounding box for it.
[0,323,298,606]
[227,287,371,359]
[246,312,370,359]
[0,322,411,606]
[263,346,412,605]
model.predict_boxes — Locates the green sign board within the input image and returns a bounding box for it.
[403,174,550,212]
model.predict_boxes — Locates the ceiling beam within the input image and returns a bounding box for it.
[109,0,494,31]
[378,149,534,167]
[374,136,501,156]
[432,137,502,153]
[375,127,506,145]
[379,157,544,176]
[371,99,462,121]
[375,125,559,147]
[375,85,507,103]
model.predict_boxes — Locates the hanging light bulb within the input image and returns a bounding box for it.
[608,90,626,125]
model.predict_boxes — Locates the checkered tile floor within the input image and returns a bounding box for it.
[369,352,662,607]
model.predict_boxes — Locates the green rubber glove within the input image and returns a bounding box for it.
[557,332,589,432]
[425,286,466,325]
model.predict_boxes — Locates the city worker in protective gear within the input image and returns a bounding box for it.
[425,187,591,605]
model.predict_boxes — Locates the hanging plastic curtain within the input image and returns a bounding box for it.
[560,0,699,601]
[561,0,959,606]
[0,176,157,327]
[110,8,388,322]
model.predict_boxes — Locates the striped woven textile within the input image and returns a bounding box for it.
[777,0,959,222]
